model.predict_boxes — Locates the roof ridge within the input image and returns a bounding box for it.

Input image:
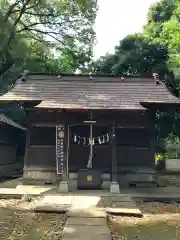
[20,71,155,78]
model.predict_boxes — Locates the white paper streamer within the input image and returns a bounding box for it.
[106,133,109,142]
[72,133,110,145]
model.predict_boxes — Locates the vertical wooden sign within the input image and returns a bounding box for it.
[56,125,64,174]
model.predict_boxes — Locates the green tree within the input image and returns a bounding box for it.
[93,34,169,78]
[0,0,97,76]
[143,0,180,76]
[0,0,98,123]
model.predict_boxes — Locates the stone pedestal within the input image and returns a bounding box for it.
[58,181,69,193]
[110,181,120,194]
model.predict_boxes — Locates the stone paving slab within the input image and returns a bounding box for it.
[67,208,106,218]
[16,184,54,194]
[0,188,41,199]
[63,235,111,240]
[31,195,73,212]
[0,186,53,197]
[41,195,73,205]
[102,195,134,202]
[71,196,101,209]
[104,203,137,208]
[106,207,143,217]
[66,217,107,226]
[100,195,133,202]
[31,203,70,212]
[63,225,110,238]
[100,194,143,217]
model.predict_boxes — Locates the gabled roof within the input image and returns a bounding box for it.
[0,73,179,110]
[0,114,26,130]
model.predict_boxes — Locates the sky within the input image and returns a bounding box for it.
[93,0,157,59]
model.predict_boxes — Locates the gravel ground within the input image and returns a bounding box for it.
[108,201,180,240]
[0,199,67,240]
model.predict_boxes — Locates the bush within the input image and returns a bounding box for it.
[155,153,165,171]
[164,134,180,159]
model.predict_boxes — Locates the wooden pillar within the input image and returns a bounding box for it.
[66,124,70,177]
[62,123,69,181]
[111,126,117,182]
[110,121,120,193]
[149,109,156,168]
[23,127,31,169]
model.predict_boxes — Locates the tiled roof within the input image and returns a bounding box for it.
[0,73,179,109]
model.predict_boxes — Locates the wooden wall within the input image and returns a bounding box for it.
[24,126,56,170]
[0,124,18,164]
[24,109,156,175]
[0,124,25,177]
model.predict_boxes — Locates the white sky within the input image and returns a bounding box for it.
[93,0,157,59]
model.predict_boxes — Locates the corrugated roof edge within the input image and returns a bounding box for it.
[0,114,26,131]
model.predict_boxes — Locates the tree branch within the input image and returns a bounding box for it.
[23,11,58,17]
[23,0,41,11]
[3,0,21,22]
[16,21,56,33]
[5,0,32,48]
[22,33,53,46]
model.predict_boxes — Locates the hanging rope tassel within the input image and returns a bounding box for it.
[102,135,105,144]
[106,133,109,142]
[77,136,81,144]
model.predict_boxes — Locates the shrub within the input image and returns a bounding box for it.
[155,153,165,171]
[164,134,180,159]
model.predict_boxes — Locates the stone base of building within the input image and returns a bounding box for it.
[158,173,180,187]
[22,167,60,185]
[110,181,120,194]
[58,181,69,193]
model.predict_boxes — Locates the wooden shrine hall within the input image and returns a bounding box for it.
[0,71,180,192]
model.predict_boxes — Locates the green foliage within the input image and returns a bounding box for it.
[93,0,180,90]
[0,0,97,78]
[164,134,180,159]
[0,0,97,123]
[147,0,175,23]
[144,0,180,77]
[92,0,180,159]
[93,34,169,78]
[155,153,164,162]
